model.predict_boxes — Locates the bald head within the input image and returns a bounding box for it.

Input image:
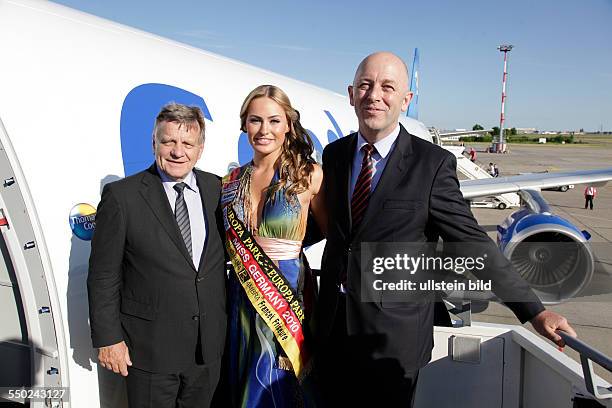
[353,52,410,93]
[348,51,413,143]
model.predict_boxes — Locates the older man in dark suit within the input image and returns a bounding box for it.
[88,103,226,408]
[315,52,576,407]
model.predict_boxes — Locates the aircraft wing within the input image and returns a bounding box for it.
[460,168,612,199]
[440,129,491,137]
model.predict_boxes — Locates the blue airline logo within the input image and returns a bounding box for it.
[120,84,346,176]
[120,84,212,176]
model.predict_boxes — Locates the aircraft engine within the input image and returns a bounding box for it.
[497,190,594,304]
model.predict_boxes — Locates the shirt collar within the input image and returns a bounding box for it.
[356,124,401,159]
[157,166,198,192]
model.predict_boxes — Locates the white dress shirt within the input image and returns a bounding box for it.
[349,124,401,199]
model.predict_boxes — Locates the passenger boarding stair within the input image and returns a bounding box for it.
[430,128,520,209]
[413,299,612,407]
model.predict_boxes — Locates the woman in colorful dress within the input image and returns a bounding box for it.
[221,85,326,407]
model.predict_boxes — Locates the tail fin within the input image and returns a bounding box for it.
[406,48,419,119]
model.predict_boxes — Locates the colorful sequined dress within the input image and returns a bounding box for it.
[221,163,317,408]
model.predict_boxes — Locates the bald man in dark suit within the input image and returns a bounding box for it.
[315,52,576,407]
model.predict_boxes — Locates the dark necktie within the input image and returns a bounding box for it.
[174,182,192,258]
[351,144,375,228]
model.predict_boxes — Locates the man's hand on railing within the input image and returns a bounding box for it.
[530,310,577,347]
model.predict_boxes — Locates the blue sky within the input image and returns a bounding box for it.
[55,0,612,131]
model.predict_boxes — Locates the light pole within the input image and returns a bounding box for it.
[496,44,513,153]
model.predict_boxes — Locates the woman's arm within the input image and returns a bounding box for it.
[308,163,327,237]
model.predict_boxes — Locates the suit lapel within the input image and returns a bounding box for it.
[338,134,357,235]
[352,125,414,239]
[194,170,216,273]
[139,164,195,269]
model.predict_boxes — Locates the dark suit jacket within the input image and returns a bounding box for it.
[88,164,227,373]
[317,124,544,372]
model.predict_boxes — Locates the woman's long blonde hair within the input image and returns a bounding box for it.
[240,85,315,197]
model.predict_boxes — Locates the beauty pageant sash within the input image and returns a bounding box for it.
[222,172,308,377]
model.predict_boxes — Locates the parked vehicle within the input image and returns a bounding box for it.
[469,197,509,210]
[544,184,575,192]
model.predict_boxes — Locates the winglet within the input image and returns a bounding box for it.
[407,48,419,120]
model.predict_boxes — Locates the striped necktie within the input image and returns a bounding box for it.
[174,182,192,258]
[351,144,375,229]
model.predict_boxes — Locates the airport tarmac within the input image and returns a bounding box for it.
[463,142,612,382]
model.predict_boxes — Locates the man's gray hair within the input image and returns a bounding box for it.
[153,103,206,143]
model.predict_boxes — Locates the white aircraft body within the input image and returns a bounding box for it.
[1,1,611,407]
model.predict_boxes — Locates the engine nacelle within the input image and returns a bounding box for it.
[497,190,594,304]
